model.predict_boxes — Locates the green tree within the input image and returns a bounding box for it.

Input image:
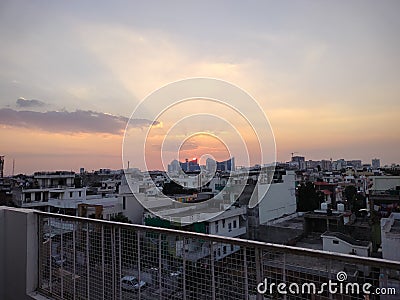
[162,181,197,195]
[344,185,366,213]
[297,182,322,212]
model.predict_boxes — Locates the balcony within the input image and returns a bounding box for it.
[1,206,400,300]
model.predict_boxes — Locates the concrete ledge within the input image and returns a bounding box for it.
[0,206,38,300]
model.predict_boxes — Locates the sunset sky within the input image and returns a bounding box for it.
[1,1,399,174]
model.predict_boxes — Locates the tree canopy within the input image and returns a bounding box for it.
[297,182,323,212]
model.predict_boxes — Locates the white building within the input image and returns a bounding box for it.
[257,171,297,224]
[370,176,400,191]
[172,206,247,261]
[321,232,372,257]
[15,171,123,219]
[119,168,172,223]
[16,171,84,211]
[381,212,400,261]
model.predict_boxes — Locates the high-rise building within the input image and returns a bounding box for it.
[167,159,181,173]
[372,158,381,170]
[321,159,332,171]
[332,159,347,171]
[292,156,305,169]
[206,158,217,172]
[179,158,200,172]
[216,157,235,172]
[347,160,362,169]
[0,156,4,178]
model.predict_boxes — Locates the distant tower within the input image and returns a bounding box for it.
[0,156,4,178]
[372,158,380,170]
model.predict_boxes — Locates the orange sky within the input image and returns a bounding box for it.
[1,1,400,174]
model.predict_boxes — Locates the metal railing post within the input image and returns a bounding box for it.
[73,221,76,300]
[282,252,287,300]
[158,233,162,299]
[210,242,216,300]
[111,226,116,300]
[60,218,64,298]
[243,247,249,300]
[183,237,187,300]
[37,215,43,292]
[137,230,141,300]
[49,218,53,294]
[101,225,105,300]
[86,222,90,299]
[255,248,262,300]
[118,227,122,300]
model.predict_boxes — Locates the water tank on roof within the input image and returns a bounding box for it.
[321,202,328,211]
[337,203,345,212]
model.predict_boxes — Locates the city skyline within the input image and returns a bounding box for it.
[0,154,392,176]
[1,1,400,174]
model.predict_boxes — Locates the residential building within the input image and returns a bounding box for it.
[256,170,297,224]
[347,160,362,169]
[381,212,400,261]
[321,231,372,257]
[13,171,123,219]
[368,176,400,217]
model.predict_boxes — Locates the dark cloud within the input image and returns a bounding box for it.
[0,108,158,134]
[16,98,46,108]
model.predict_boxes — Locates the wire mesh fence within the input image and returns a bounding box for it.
[37,212,400,300]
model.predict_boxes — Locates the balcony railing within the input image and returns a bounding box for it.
[37,211,400,300]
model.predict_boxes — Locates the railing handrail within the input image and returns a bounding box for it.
[35,210,400,269]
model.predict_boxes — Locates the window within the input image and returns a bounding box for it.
[228,223,232,232]
[333,240,339,244]
[217,248,221,257]
[123,196,126,210]
[231,244,234,252]
[69,192,73,198]
[215,223,219,233]
[222,219,225,228]
[78,191,82,197]
[233,220,237,228]
[223,246,227,255]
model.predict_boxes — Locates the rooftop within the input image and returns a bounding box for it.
[322,231,371,247]
[390,220,400,234]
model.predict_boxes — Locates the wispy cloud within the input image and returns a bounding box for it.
[16,97,46,108]
[0,108,157,134]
